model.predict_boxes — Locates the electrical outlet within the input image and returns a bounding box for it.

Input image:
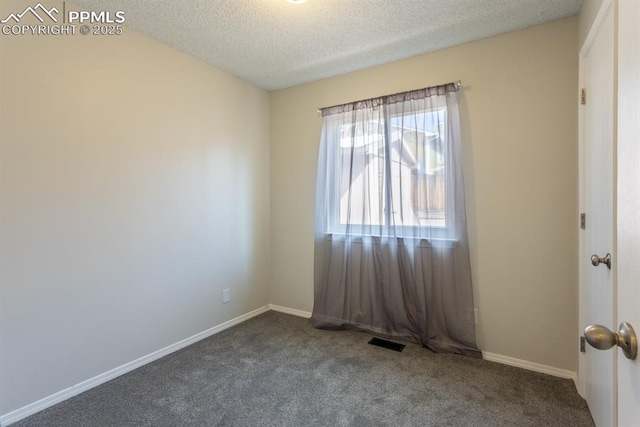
[222,289,230,304]
[466,307,478,324]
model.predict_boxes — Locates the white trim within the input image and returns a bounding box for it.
[0,303,579,426]
[0,305,270,426]
[270,304,579,384]
[580,0,614,55]
[483,352,578,384]
[578,35,588,400]
[577,0,615,401]
[268,304,312,318]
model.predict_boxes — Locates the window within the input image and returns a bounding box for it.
[324,106,451,237]
[313,84,478,356]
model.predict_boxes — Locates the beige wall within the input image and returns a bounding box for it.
[579,0,606,48]
[270,17,579,371]
[0,1,270,415]
[0,1,582,417]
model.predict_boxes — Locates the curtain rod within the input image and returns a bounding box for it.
[316,80,462,114]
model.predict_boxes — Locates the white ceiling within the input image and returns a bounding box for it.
[75,0,584,91]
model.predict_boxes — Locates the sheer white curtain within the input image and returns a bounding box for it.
[312,83,480,357]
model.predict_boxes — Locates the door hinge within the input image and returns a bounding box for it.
[580,336,586,352]
[580,88,586,105]
[580,213,586,229]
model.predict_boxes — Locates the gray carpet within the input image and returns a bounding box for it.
[14,311,594,426]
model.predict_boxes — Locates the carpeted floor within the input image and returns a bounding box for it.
[14,311,594,426]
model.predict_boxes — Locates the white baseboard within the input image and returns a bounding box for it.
[482,352,578,384]
[267,304,579,383]
[267,305,578,384]
[268,304,312,318]
[1,303,578,426]
[0,305,270,426]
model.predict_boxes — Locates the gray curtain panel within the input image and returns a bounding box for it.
[312,83,480,358]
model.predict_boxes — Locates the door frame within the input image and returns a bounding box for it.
[577,0,616,403]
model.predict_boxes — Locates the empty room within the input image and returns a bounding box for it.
[1,0,639,425]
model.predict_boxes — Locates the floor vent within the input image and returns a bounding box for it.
[368,337,405,352]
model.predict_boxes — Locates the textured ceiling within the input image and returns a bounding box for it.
[74,0,583,90]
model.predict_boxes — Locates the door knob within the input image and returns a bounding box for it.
[591,253,611,269]
[584,322,637,360]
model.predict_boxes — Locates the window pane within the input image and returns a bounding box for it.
[338,121,386,226]
[333,107,447,231]
[389,109,446,228]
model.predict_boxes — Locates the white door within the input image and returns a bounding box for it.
[580,1,640,426]
[579,1,615,426]
[615,0,640,425]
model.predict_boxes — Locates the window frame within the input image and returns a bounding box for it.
[324,104,455,240]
